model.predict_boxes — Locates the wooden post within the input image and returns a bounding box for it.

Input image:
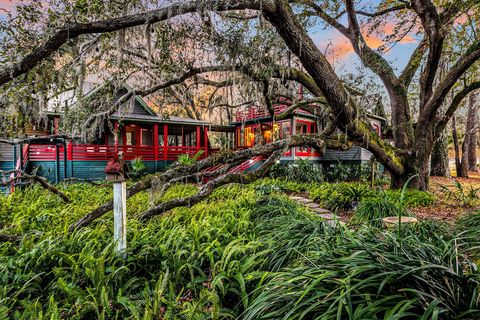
[163,124,168,160]
[181,126,185,147]
[153,124,159,170]
[19,143,23,172]
[113,180,127,255]
[11,144,17,193]
[55,144,59,183]
[196,126,201,152]
[63,141,67,180]
[370,157,376,188]
[122,125,127,154]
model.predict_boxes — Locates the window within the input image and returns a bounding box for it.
[141,129,152,146]
[282,121,291,138]
[296,121,309,135]
[126,132,136,146]
[244,127,255,147]
[295,120,318,155]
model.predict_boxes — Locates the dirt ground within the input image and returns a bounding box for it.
[411,172,480,222]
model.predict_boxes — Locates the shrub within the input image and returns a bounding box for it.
[269,160,323,183]
[385,189,436,208]
[309,182,374,210]
[129,156,147,178]
[324,161,387,183]
[1,180,478,319]
[252,178,311,193]
[177,150,204,166]
[456,211,480,254]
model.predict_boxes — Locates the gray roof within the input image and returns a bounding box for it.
[110,112,209,126]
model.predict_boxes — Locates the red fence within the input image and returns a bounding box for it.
[28,144,65,161]
[25,143,208,162]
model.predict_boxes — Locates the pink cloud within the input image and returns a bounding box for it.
[0,0,15,12]
[323,21,418,62]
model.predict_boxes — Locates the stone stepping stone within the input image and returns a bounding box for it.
[296,198,312,204]
[317,213,335,220]
[289,195,305,200]
[306,202,320,209]
[312,207,332,214]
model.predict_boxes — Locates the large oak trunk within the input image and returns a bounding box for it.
[467,92,478,171]
[430,128,451,177]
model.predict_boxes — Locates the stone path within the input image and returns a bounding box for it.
[289,195,343,225]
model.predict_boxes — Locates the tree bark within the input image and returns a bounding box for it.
[430,127,451,177]
[467,92,478,171]
[452,115,468,178]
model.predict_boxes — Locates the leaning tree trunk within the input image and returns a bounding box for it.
[430,128,451,177]
[467,92,478,171]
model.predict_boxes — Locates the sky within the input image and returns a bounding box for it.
[0,0,13,13]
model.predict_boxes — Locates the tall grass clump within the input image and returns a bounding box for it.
[351,196,408,227]
[244,221,480,319]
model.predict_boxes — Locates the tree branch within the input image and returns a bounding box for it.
[410,0,444,107]
[139,149,287,221]
[0,170,71,203]
[399,38,428,88]
[422,40,480,122]
[274,97,327,121]
[0,0,276,87]
[436,81,480,138]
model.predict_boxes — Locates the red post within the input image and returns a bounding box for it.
[163,124,168,160]
[153,124,159,161]
[122,125,127,154]
[204,126,209,157]
[196,126,201,152]
[67,140,73,161]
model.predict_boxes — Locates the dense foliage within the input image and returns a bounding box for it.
[0,180,477,319]
[269,160,324,183]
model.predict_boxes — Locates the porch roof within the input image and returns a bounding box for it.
[110,112,210,126]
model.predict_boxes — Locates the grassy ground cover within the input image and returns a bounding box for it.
[0,180,479,319]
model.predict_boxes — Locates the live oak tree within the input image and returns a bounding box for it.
[0,0,480,194]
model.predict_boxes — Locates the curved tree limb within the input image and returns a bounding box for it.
[399,38,428,88]
[0,170,71,203]
[139,148,287,221]
[421,40,480,122]
[436,81,480,138]
[0,233,21,243]
[274,97,327,121]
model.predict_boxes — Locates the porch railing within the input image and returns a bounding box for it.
[26,144,208,162]
[235,104,312,122]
